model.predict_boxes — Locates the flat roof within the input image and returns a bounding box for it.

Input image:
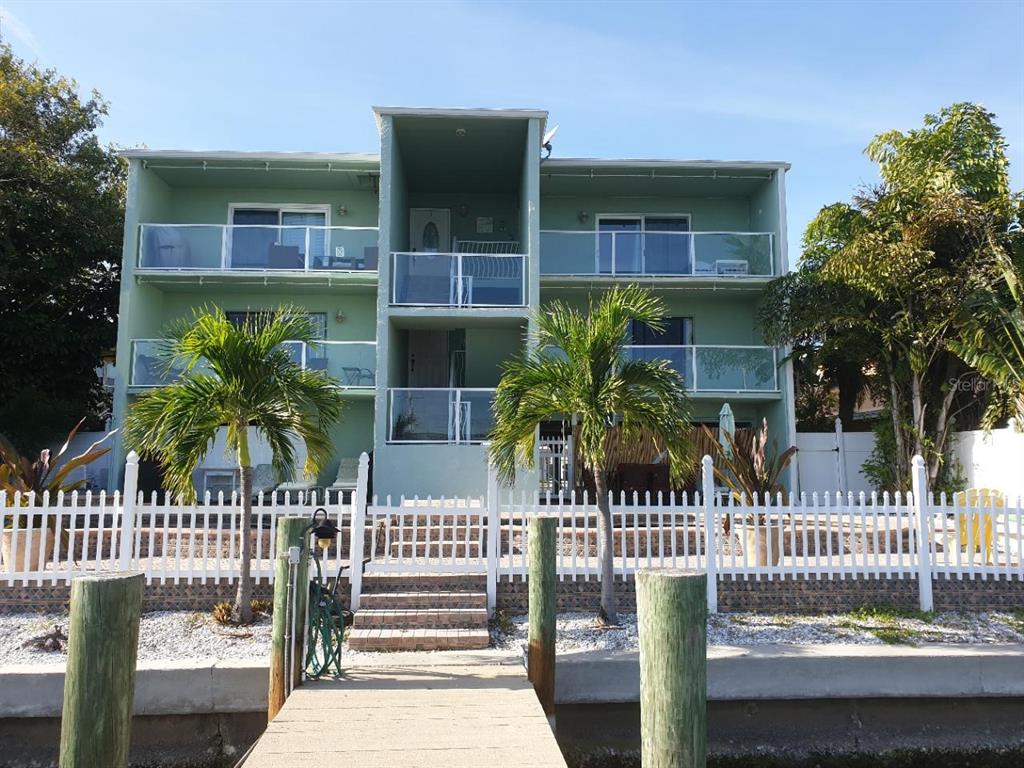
[120,149,381,165]
[544,157,791,171]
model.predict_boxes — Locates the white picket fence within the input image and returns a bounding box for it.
[2,454,1021,614]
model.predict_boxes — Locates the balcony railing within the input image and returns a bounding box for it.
[388,388,495,444]
[539,231,774,277]
[624,345,778,392]
[137,224,379,272]
[129,340,376,389]
[391,252,525,307]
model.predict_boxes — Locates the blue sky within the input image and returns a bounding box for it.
[2,0,1021,264]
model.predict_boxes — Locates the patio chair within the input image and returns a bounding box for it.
[276,472,320,503]
[327,458,361,502]
[251,463,277,503]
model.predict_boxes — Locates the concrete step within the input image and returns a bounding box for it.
[359,591,487,610]
[387,542,483,558]
[347,627,490,652]
[353,607,489,629]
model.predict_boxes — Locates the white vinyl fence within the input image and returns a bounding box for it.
[2,454,1021,615]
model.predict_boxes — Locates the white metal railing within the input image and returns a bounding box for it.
[387,388,496,444]
[137,224,379,272]
[4,455,1022,617]
[539,230,774,277]
[623,344,778,392]
[390,252,526,307]
[129,339,376,388]
[539,435,574,496]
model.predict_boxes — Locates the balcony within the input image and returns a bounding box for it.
[624,345,778,393]
[137,224,379,273]
[390,253,525,307]
[387,388,495,443]
[129,340,376,390]
[539,231,774,277]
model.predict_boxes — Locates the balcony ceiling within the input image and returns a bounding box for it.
[540,163,773,198]
[140,155,380,191]
[394,116,529,194]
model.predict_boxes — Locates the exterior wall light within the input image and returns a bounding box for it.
[578,211,590,224]
[337,205,348,216]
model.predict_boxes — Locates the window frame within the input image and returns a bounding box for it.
[595,213,692,275]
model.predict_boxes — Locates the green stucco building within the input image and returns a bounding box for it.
[110,106,796,498]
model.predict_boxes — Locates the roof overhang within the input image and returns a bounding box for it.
[120,149,380,167]
[543,158,791,172]
[372,106,548,140]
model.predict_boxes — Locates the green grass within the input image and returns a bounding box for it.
[994,609,1024,635]
[836,604,936,645]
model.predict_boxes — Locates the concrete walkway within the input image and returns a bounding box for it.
[243,654,567,768]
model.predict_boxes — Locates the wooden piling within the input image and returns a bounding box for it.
[636,568,707,768]
[59,572,144,768]
[528,515,557,715]
[268,516,310,721]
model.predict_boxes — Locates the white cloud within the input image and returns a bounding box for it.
[0,4,42,57]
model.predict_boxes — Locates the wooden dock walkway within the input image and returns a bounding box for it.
[243,655,568,767]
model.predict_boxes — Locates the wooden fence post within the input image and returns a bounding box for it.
[59,572,144,768]
[911,454,933,612]
[701,455,718,614]
[268,516,309,721]
[486,460,499,616]
[528,515,557,715]
[118,452,139,571]
[348,452,370,612]
[636,568,707,768]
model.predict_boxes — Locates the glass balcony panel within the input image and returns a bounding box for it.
[642,232,692,275]
[138,225,223,269]
[392,253,456,305]
[459,255,524,306]
[307,342,376,387]
[693,233,773,276]
[391,253,524,306]
[539,231,598,274]
[694,347,777,391]
[138,224,378,272]
[624,345,694,388]
[539,230,773,277]
[130,340,211,386]
[388,389,495,443]
[459,390,496,441]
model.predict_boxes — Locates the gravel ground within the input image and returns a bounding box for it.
[2,608,1022,666]
[491,610,1024,652]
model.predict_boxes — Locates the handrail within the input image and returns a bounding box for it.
[390,251,527,307]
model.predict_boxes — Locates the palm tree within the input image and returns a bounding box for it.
[949,254,1024,429]
[124,306,345,623]
[489,286,694,625]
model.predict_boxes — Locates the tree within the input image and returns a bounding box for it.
[762,104,1021,490]
[124,307,345,623]
[0,44,126,451]
[488,286,694,625]
[949,248,1024,430]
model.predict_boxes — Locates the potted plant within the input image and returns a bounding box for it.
[0,420,115,572]
[702,419,797,567]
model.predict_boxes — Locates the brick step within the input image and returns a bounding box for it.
[361,573,487,592]
[347,627,490,652]
[359,591,487,610]
[353,607,488,629]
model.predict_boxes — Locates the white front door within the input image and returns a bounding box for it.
[410,208,451,252]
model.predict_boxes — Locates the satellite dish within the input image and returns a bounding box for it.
[542,124,559,160]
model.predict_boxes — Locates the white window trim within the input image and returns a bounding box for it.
[226,202,332,227]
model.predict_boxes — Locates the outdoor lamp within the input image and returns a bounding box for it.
[309,508,340,551]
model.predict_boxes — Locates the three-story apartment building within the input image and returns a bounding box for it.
[110,106,795,498]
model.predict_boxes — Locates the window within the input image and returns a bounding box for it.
[228,205,329,269]
[597,215,691,275]
[629,317,693,346]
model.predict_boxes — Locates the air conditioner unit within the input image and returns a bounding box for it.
[715,259,749,276]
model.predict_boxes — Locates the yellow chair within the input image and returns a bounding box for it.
[953,488,1003,565]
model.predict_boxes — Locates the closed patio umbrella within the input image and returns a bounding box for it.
[718,402,735,459]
